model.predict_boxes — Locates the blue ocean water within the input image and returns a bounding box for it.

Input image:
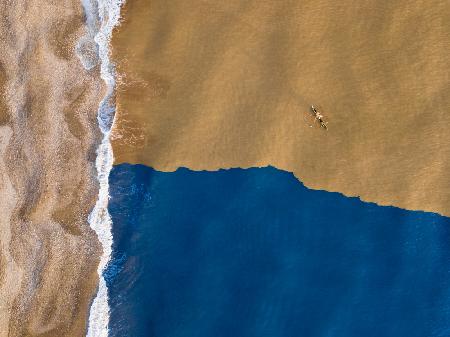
[106,164,450,337]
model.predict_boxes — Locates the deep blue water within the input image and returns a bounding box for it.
[106,164,450,337]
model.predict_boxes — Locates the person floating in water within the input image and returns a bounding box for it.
[311,105,328,130]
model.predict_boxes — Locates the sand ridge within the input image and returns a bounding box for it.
[0,1,103,336]
[111,0,450,216]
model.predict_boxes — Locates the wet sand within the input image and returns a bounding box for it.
[0,1,103,336]
[111,0,450,216]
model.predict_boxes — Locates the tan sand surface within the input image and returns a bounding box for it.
[111,0,450,216]
[0,1,103,336]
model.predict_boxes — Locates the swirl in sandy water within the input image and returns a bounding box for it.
[79,0,125,336]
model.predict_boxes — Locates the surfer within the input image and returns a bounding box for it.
[311,105,328,130]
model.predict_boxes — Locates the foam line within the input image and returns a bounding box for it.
[78,0,125,336]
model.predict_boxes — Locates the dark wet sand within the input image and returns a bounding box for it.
[0,1,103,336]
[111,0,450,216]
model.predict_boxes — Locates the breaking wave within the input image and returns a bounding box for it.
[78,0,124,336]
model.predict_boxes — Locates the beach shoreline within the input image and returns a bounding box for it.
[84,0,125,336]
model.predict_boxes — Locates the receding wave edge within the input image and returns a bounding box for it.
[78,0,125,336]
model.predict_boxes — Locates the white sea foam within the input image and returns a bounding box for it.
[79,0,125,336]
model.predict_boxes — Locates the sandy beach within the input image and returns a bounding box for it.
[111,0,450,216]
[0,1,103,336]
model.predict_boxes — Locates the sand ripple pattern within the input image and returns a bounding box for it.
[0,0,105,336]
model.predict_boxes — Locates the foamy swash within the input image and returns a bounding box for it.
[78,0,124,336]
